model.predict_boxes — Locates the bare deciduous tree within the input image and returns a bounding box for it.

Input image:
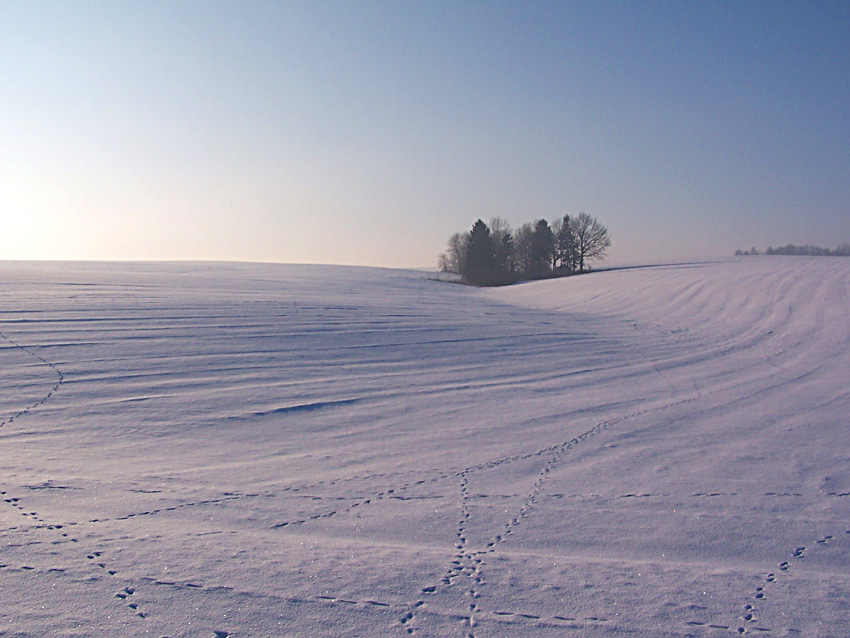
[438,232,467,273]
[570,212,610,272]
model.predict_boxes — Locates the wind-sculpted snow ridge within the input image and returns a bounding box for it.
[1,258,849,637]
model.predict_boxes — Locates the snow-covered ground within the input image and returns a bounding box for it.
[1,257,848,638]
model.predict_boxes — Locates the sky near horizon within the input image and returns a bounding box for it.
[2,1,848,267]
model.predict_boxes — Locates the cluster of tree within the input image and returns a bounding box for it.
[736,243,850,257]
[439,213,610,286]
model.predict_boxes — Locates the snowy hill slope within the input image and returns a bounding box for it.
[1,258,848,637]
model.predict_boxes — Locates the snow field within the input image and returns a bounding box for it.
[1,257,849,637]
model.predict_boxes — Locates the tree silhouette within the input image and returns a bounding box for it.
[529,219,556,277]
[571,212,610,272]
[554,214,577,273]
[490,217,515,279]
[513,223,534,276]
[462,220,496,285]
[438,232,467,273]
[439,212,611,285]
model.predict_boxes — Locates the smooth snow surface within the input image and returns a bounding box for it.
[1,258,849,637]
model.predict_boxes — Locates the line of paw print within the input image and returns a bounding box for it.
[398,472,477,635]
[2,489,77,543]
[273,484,413,530]
[2,493,44,525]
[86,550,119,577]
[738,535,837,634]
[815,534,834,546]
[114,585,144,616]
[156,629,230,638]
[737,575,773,634]
[0,331,65,429]
[85,551,148,619]
[778,541,811,573]
[778,533,839,571]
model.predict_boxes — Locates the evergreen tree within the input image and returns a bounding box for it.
[555,214,577,273]
[462,219,496,285]
[529,219,556,278]
[439,211,612,286]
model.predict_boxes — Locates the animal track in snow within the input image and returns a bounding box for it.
[84,549,150,617]
[397,341,706,637]
[402,418,637,633]
[2,520,144,626]
[1,493,56,531]
[733,530,845,634]
[272,480,435,530]
[86,494,247,525]
[0,330,65,430]
[314,589,610,634]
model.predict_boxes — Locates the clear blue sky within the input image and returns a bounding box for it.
[2,1,848,266]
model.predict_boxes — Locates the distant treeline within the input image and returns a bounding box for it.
[439,213,610,286]
[736,243,850,257]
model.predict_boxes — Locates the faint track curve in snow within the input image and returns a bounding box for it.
[0,329,65,429]
[0,329,158,628]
